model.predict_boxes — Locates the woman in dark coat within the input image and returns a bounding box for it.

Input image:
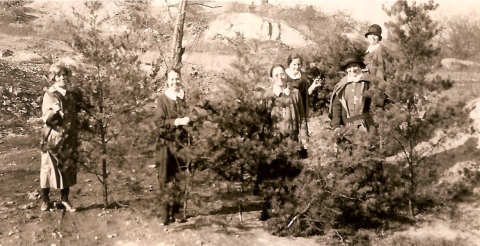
[155,68,190,225]
[40,64,81,212]
[364,24,387,81]
[329,54,384,132]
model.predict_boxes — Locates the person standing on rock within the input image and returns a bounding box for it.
[40,64,82,212]
[155,68,190,225]
[364,24,387,81]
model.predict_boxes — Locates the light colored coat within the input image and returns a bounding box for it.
[40,86,77,189]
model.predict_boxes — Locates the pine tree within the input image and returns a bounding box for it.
[69,2,158,209]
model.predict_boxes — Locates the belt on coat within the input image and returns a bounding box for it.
[344,112,372,124]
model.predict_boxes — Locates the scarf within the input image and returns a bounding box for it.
[366,44,381,54]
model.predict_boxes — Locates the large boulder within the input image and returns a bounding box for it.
[204,13,315,48]
[25,1,138,35]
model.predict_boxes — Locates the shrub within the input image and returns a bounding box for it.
[265,0,469,240]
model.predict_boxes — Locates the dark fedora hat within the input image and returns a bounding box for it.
[365,24,382,41]
[340,53,366,70]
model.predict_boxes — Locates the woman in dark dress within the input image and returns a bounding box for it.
[285,54,322,135]
[155,68,190,225]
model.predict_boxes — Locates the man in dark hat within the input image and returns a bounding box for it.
[329,54,384,132]
[364,24,387,80]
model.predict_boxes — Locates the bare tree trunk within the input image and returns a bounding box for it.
[170,0,188,69]
[408,162,415,219]
[101,125,109,209]
[102,156,108,209]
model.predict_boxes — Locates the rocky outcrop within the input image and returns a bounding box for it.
[204,13,315,48]
[441,58,480,70]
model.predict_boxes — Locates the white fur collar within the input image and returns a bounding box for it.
[347,73,363,83]
[273,85,290,97]
[366,44,381,54]
[285,68,301,79]
[53,83,66,96]
[165,87,184,101]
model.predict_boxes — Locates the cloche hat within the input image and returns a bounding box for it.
[365,24,383,41]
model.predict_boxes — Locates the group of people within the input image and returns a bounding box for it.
[39,24,387,224]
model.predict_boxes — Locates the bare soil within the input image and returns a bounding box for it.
[0,134,324,246]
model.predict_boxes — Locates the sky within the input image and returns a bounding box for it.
[267,1,480,24]
[154,0,480,25]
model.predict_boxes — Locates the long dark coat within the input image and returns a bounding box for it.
[365,45,387,81]
[328,73,383,131]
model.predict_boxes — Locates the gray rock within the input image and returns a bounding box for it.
[1,50,14,58]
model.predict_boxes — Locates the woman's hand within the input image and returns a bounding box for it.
[308,78,322,95]
[174,117,190,126]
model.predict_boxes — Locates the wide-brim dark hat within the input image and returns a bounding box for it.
[365,24,383,41]
[340,54,366,70]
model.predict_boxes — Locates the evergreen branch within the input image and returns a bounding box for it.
[325,190,363,201]
[416,132,446,164]
[393,134,412,164]
[323,206,342,215]
[287,199,315,228]
[184,22,203,53]
[114,200,143,215]
[333,229,346,246]
[79,162,104,183]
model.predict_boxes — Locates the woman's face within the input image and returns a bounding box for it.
[167,71,181,91]
[367,34,380,45]
[54,72,68,89]
[346,63,362,77]
[271,66,287,87]
[289,58,302,72]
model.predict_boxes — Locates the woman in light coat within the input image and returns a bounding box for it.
[40,64,81,212]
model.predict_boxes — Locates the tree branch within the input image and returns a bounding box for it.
[287,199,315,228]
[393,133,412,164]
[333,229,346,246]
[188,3,222,8]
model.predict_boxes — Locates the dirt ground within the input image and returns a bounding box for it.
[0,133,325,246]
